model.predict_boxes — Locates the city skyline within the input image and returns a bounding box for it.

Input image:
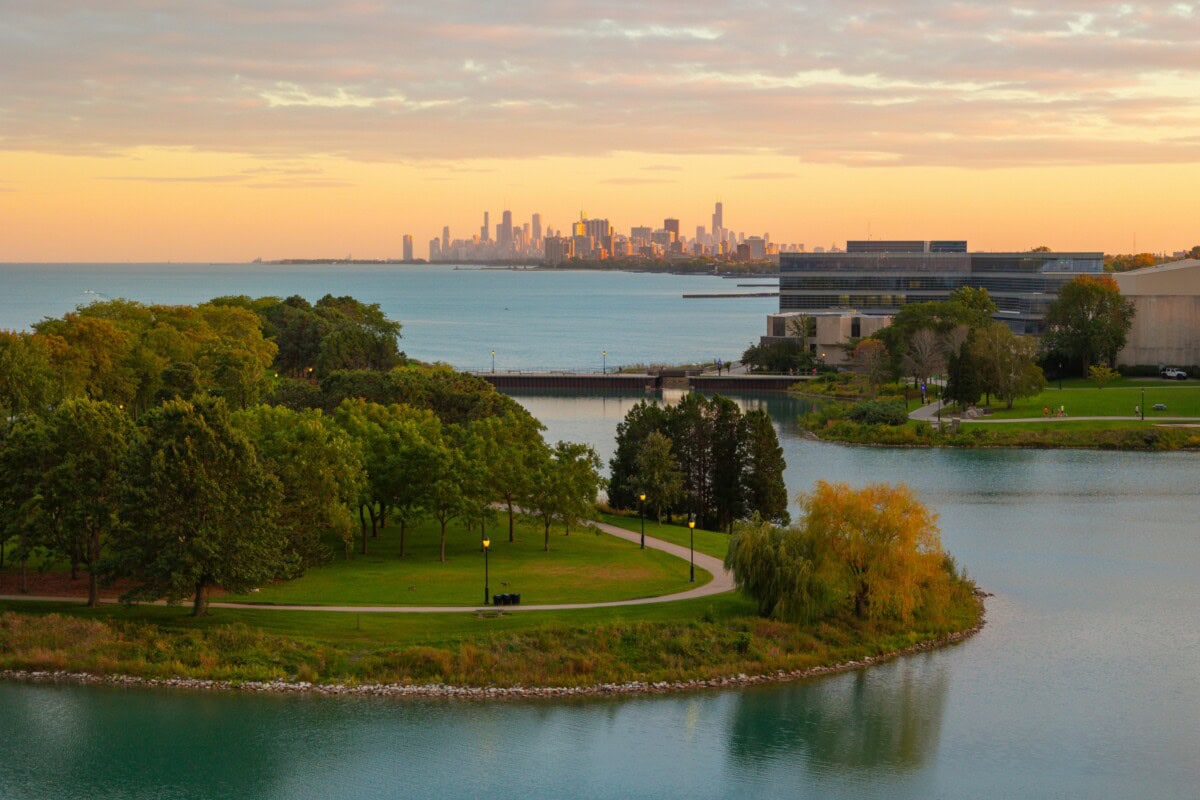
[3,3,1199,261]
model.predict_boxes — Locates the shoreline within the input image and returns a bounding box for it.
[0,596,986,701]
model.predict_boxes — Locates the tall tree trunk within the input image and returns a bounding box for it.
[87,530,101,607]
[507,499,515,543]
[359,505,368,555]
[370,503,380,538]
[399,519,406,558]
[192,580,208,616]
[544,519,551,552]
[439,520,447,563]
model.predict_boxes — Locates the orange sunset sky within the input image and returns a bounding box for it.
[2,2,1198,261]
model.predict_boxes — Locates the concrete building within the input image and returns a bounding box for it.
[763,310,894,367]
[402,234,414,261]
[780,240,1103,335]
[1113,259,1200,367]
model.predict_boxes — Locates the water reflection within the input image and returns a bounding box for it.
[728,656,950,774]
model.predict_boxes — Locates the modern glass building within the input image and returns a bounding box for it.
[779,241,1103,334]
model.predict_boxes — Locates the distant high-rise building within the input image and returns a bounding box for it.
[500,210,513,247]
[631,226,652,246]
[544,236,574,265]
[522,222,531,248]
[429,238,440,261]
[531,213,542,245]
[402,234,414,261]
[481,212,490,242]
[442,226,450,254]
[664,218,680,243]
[712,202,723,238]
[696,225,706,243]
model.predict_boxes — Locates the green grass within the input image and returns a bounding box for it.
[598,512,731,560]
[982,385,1200,419]
[959,419,1176,433]
[0,585,981,688]
[220,514,709,607]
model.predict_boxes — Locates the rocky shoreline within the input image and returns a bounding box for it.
[1,596,987,701]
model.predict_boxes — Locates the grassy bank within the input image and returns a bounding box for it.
[0,587,980,689]
[983,385,1200,419]
[806,418,1200,450]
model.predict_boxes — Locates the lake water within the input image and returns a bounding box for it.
[2,266,1198,798]
[0,263,775,372]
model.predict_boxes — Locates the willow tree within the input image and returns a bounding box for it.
[802,481,948,623]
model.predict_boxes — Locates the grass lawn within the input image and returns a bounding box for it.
[981,385,1200,419]
[599,512,731,560]
[220,514,708,607]
[960,419,1179,433]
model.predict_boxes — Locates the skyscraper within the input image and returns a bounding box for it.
[663,218,680,243]
[481,211,490,242]
[712,202,723,239]
[402,234,413,261]
[442,225,450,254]
[531,213,542,245]
[429,238,440,261]
[500,210,513,248]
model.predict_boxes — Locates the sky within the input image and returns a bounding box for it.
[2,1,1199,261]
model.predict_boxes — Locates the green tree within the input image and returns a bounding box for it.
[0,332,64,425]
[743,410,790,526]
[466,410,547,542]
[969,324,1046,409]
[607,400,671,511]
[233,405,366,568]
[725,517,822,621]
[0,416,52,591]
[37,399,134,606]
[1043,275,1135,376]
[109,397,285,615]
[630,431,683,523]
[528,442,602,551]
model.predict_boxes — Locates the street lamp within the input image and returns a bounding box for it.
[688,517,696,583]
[1141,387,1145,421]
[602,350,607,374]
[491,350,495,374]
[638,492,646,549]
[482,537,491,605]
[1058,361,1063,392]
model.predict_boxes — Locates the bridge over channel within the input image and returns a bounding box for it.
[478,371,804,393]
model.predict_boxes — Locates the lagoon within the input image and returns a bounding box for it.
[1,265,1198,798]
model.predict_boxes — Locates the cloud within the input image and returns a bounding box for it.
[3,1,1200,167]
[599,177,677,185]
[728,172,797,180]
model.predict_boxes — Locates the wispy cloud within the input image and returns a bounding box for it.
[729,172,797,180]
[4,1,1200,167]
[599,177,677,185]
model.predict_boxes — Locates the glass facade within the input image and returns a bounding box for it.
[779,248,1103,334]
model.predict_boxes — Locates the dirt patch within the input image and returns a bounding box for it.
[0,571,225,599]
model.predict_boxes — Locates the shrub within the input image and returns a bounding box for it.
[846,400,908,426]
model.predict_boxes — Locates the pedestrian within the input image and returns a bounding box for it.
[1043,406,1049,417]
[1060,404,1066,417]
[1134,405,1140,418]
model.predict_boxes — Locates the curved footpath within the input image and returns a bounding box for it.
[908,402,1198,425]
[0,520,734,613]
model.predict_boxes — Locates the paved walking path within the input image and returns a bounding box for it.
[908,401,1197,426]
[0,519,734,614]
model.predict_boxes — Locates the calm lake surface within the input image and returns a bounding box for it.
[2,265,1198,798]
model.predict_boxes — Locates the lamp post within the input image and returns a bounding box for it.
[1058,362,1063,392]
[491,350,495,374]
[602,350,606,374]
[482,537,491,605]
[1141,387,1145,421]
[688,517,696,583]
[638,492,646,550]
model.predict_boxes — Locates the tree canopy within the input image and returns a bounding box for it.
[1043,275,1135,375]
